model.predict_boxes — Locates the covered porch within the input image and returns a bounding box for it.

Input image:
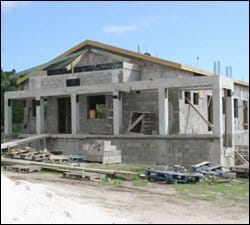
[4,76,234,145]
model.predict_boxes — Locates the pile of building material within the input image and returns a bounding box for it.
[3,165,41,173]
[145,166,202,184]
[49,155,70,163]
[62,171,106,181]
[230,163,249,178]
[7,147,51,162]
[82,140,121,164]
[191,161,236,179]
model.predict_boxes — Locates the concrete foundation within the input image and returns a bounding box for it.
[20,134,226,168]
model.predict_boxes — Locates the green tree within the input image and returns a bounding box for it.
[1,69,24,133]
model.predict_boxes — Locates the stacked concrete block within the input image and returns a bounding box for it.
[82,140,121,164]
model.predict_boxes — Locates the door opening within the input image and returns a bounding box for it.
[58,97,71,133]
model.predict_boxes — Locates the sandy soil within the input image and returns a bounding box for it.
[2,171,249,224]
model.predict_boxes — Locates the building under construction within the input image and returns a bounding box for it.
[4,40,249,167]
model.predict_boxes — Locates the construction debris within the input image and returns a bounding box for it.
[145,166,202,184]
[1,157,139,177]
[7,147,51,162]
[3,165,41,173]
[82,140,121,164]
[67,154,84,162]
[230,163,249,178]
[191,161,236,179]
[62,171,106,181]
[49,155,69,163]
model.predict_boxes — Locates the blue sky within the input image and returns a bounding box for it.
[1,1,249,82]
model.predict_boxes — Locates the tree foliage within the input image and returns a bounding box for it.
[1,69,24,131]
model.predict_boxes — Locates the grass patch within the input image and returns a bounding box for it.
[85,163,151,187]
[85,163,151,174]
[132,177,149,187]
[173,178,249,205]
[99,178,123,187]
[39,168,62,174]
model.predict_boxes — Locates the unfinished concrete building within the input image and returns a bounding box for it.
[4,40,249,167]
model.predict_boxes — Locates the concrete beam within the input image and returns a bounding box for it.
[158,87,169,135]
[114,83,131,93]
[4,95,12,135]
[130,76,218,91]
[71,94,80,134]
[6,76,222,101]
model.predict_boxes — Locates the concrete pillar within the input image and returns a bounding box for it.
[71,94,80,134]
[113,91,122,135]
[158,87,169,135]
[212,81,223,136]
[4,95,12,135]
[225,89,234,147]
[36,97,44,134]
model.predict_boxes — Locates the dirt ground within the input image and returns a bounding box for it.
[2,170,249,224]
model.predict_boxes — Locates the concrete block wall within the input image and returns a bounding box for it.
[233,84,249,131]
[179,90,212,134]
[140,63,193,80]
[123,68,140,82]
[42,135,222,168]
[38,70,117,89]
[168,89,180,134]
[22,99,36,134]
[45,97,58,133]
[123,90,159,134]
[79,95,113,134]
[76,51,116,66]
[233,84,249,148]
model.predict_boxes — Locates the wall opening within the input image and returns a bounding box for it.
[57,97,71,133]
[222,97,226,114]
[243,101,248,130]
[32,99,36,117]
[193,92,199,105]
[207,95,213,131]
[185,91,191,104]
[87,95,106,119]
[234,98,238,118]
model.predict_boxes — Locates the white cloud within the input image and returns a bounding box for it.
[103,16,160,35]
[103,24,139,35]
[1,1,29,12]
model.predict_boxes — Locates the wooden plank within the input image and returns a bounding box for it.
[1,157,140,176]
[127,114,145,132]
[185,98,214,129]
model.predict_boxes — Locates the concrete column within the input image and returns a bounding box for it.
[212,80,223,136]
[113,91,122,135]
[71,94,80,134]
[36,97,44,134]
[4,95,12,135]
[158,87,169,135]
[225,89,234,147]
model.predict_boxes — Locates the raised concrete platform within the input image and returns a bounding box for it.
[18,133,225,168]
